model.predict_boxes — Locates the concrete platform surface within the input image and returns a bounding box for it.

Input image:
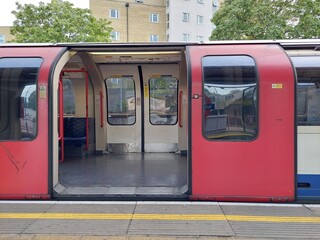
[0,201,319,239]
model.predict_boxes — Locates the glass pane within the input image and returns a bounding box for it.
[291,56,320,125]
[63,78,76,115]
[202,56,257,140]
[106,78,136,125]
[0,58,42,140]
[149,77,178,125]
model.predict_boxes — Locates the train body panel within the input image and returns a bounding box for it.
[0,47,64,198]
[0,41,319,202]
[189,44,295,201]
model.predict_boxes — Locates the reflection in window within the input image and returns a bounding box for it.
[0,58,42,140]
[292,56,320,125]
[202,56,257,140]
[149,77,178,125]
[106,78,136,125]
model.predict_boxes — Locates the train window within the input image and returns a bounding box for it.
[105,78,136,125]
[291,56,320,126]
[0,57,42,140]
[63,78,76,115]
[202,55,257,140]
[149,77,178,125]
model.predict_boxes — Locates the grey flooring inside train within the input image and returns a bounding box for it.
[57,152,188,195]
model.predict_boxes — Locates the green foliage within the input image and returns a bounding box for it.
[10,0,113,43]
[210,0,320,40]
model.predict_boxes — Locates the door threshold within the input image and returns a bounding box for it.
[54,183,188,196]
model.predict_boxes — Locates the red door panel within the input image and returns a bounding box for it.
[189,44,295,202]
[0,47,65,199]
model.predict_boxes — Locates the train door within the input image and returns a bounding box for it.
[102,64,179,153]
[0,46,65,199]
[188,44,296,201]
[290,52,320,200]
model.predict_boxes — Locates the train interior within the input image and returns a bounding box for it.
[52,45,189,198]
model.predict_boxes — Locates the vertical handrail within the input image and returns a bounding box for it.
[85,71,89,151]
[58,77,64,163]
[179,90,183,128]
[100,91,104,127]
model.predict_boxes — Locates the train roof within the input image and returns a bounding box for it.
[0,39,319,51]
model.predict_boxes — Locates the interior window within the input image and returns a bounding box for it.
[291,56,320,125]
[149,77,178,125]
[63,78,76,115]
[202,55,258,140]
[0,57,42,140]
[105,78,136,125]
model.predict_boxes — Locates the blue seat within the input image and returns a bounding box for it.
[64,118,87,146]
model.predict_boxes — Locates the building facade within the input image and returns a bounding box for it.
[166,0,219,42]
[0,26,13,44]
[1,0,224,43]
[90,0,167,42]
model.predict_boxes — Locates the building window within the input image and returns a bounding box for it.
[202,56,258,140]
[197,15,204,25]
[111,31,120,41]
[0,35,5,44]
[150,13,159,23]
[150,34,159,42]
[197,0,204,3]
[182,12,190,22]
[182,33,190,42]
[197,36,204,42]
[110,9,119,18]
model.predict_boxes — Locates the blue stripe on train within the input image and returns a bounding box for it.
[297,174,320,199]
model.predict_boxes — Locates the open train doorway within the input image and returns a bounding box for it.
[53,46,189,198]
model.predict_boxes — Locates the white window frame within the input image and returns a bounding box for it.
[182,12,190,22]
[182,33,190,42]
[197,15,204,25]
[150,34,159,42]
[197,36,204,42]
[110,9,119,18]
[150,13,159,23]
[111,31,120,41]
[0,35,5,44]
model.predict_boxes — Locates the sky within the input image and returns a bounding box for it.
[0,0,89,26]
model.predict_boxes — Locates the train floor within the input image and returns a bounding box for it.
[57,152,188,196]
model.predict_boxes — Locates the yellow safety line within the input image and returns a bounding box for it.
[0,213,320,223]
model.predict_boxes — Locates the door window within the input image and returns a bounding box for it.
[0,58,42,140]
[202,55,258,140]
[106,78,136,125]
[291,56,320,125]
[149,77,178,125]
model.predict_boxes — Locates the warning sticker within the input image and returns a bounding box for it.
[272,83,283,89]
[39,85,46,98]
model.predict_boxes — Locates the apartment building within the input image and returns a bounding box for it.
[166,0,219,42]
[90,0,223,43]
[0,0,223,43]
[0,26,13,43]
[90,0,167,42]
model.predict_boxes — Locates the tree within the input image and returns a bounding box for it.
[10,0,113,43]
[210,0,320,40]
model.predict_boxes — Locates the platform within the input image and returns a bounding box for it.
[0,201,320,239]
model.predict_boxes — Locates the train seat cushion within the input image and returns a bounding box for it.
[64,117,87,145]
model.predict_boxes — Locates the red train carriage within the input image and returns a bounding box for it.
[0,40,319,202]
